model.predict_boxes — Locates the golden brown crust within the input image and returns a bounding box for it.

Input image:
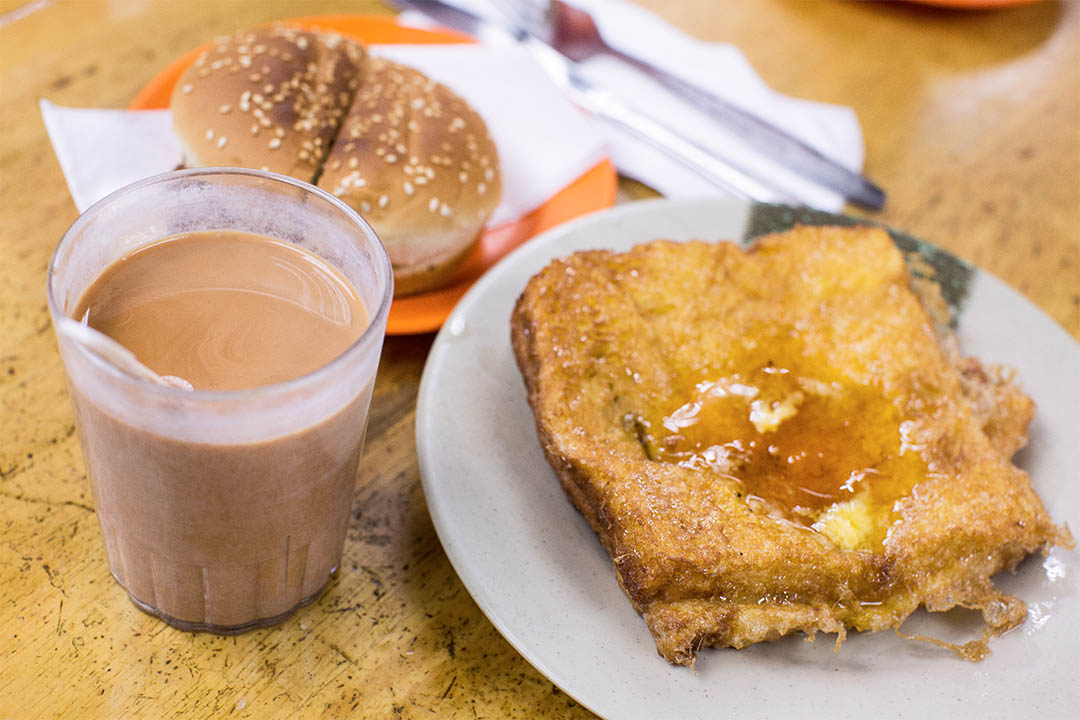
[954,357,1036,457]
[170,24,366,183]
[317,57,501,296]
[511,225,1072,666]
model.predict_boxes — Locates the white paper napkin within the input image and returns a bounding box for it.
[39,103,184,214]
[402,0,866,211]
[41,43,609,227]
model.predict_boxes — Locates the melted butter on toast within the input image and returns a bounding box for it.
[643,328,926,550]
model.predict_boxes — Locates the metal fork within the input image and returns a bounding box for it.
[394,0,793,202]
[499,0,887,210]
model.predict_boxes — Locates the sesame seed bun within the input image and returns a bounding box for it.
[170,25,365,183]
[317,57,502,297]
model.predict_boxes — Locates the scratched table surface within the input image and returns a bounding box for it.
[1,0,1077,718]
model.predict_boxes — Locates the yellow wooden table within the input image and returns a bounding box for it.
[1,1,1077,717]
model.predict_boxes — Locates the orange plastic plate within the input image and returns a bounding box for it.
[131,14,618,334]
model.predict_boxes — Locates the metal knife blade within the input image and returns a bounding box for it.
[616,55,886,211]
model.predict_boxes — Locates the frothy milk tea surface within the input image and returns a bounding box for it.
[73,230,369,390]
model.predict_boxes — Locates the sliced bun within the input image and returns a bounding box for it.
[170,25,365,182]
[171,29,502,297]
[317,57,502,297]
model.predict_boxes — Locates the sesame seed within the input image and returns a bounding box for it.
[216,136,227,149]
[260,165,269,171]
[428,197,439,212]
[378,194,389,208]
[219,104,232,114]
[385,154,397,164]
[181,84,193,94]
[439,203,452,217]
[268,137,282,149]
[360,201,371,212]
[250,124,259,136]
[348,157,359,169]
[477,182,487,195]
[263,84,273,94]
[459,172,468,183]
[484,167,495,181]
[403,181,414,196]
[275,127,285,138]
[333,187,346,197]
[205,129,214,141]
[260,117,272,128]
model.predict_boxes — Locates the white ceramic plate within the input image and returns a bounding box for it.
[415,198,1080,720]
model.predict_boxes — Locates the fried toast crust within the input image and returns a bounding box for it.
[510,225,1071,666]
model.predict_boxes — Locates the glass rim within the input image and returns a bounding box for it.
[46,166,394,403]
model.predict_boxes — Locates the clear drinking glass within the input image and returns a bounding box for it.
[46,168,393,633]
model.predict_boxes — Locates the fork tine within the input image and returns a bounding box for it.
[495,0,551,38]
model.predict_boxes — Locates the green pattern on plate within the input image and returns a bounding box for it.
[743,204,974,327]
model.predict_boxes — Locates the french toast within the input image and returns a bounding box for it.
[510,225,1072,666]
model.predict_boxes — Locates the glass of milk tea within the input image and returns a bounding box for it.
[47,168,393,632]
